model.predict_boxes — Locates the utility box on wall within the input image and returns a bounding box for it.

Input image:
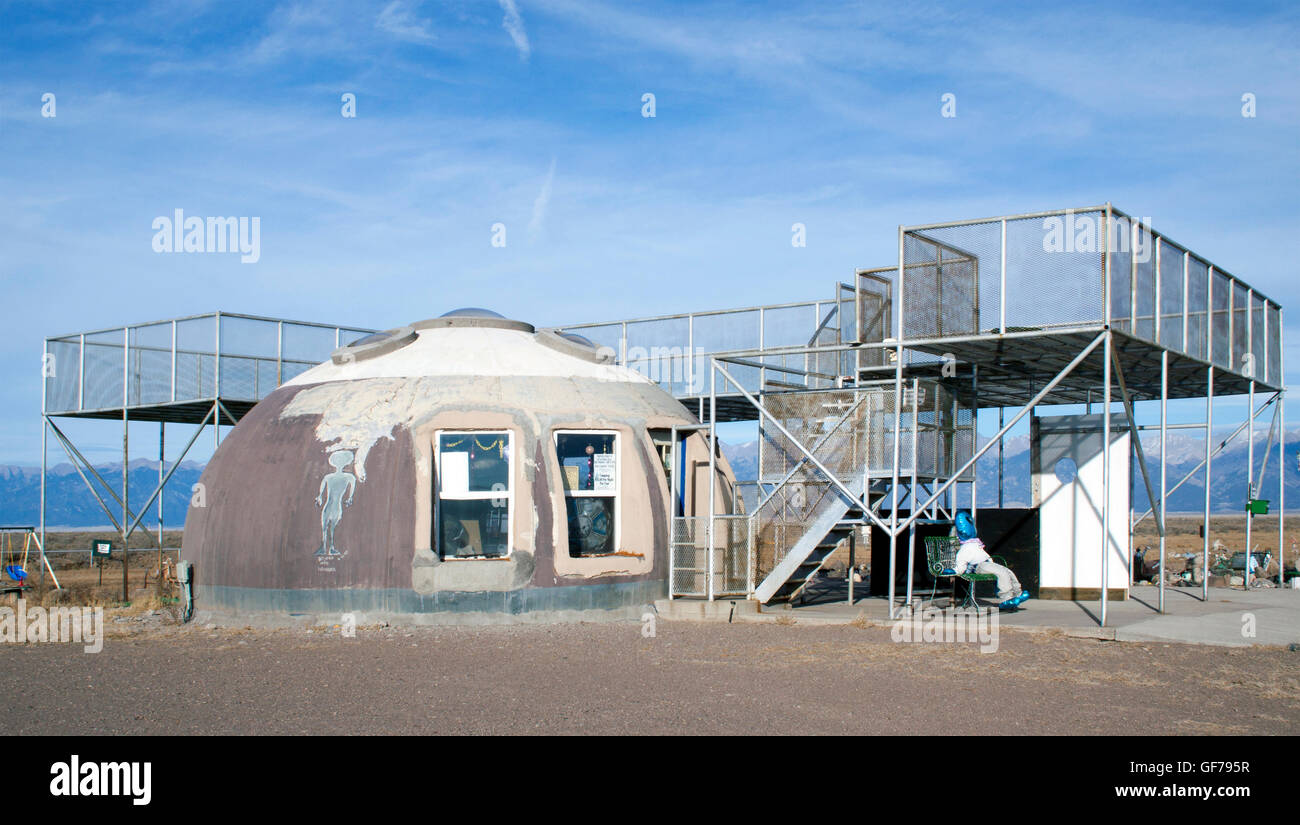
[1032,414,1130,601]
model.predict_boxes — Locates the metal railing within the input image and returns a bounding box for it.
[559,293,852,399]
[43,311,375,414]
[900,205,1283,388]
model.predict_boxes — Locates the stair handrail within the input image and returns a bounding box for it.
[715,361,892,538]
[750,392,868,519]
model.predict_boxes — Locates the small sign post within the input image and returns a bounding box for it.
[91,540,112,585]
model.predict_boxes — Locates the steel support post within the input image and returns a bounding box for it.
[971,365,978,520]
[998,407,1004,508]
[708,363,717,601]
[1102,331,1111,627]
[669,426,678,600]
[1279,388,1286,592]
[906,377,919,608]
[122,327,130,602]
[847,530,856,605]
[1204,367,1214,601]
[158,423,165,555]
[888,343,903,619]
[40,341,48,587]
[1245,375,1255,589]
[1281,309,1287,591]
[1159,350,1168,613]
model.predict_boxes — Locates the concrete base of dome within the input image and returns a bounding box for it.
[191,579,667,626]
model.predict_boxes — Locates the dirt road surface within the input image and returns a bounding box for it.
[2,621,1296,735]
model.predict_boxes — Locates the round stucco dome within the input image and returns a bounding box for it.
[181,314,738,624]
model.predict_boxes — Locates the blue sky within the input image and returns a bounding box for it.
[1,0,1297,465]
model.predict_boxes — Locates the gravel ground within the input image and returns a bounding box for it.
[1,620,1297,735]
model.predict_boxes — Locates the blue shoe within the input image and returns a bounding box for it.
[998,597,1018,610]
[941,568,956,576]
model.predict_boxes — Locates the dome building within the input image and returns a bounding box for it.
[180,310,739,623]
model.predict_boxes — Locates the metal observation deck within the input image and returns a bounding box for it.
[559,204,1285,622]
[38,205,1285,623]
[43,312,375,424]
[37,312,375,595]
[559,204,1282,415]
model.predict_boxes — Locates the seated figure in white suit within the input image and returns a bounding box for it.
[948,512,1028,609]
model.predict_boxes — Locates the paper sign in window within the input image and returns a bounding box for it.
[592,453,616,491]
[440,451,469,495]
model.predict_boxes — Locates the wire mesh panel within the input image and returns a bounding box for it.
[281,322,337,367]
[761,304,817,349]
[174,316,216,401]
[82,331,124,410]
[338,327,373,347]
[856,271,892,368]
[1211,270,1231,369]
[760,389,868,482]
[129,323,172,406]
[625,316,689,394]
[1133,223,1157,342]
[863,381,975,480]
[1232,281,1249,373]
[564,322,622,357]
[219,315,278,359]
[693,310,762,395]
[712,515,751,597]
[44,337,82,413]
[808,304,842,388]
[47,313,373,415]
[837,283,857,377]
[670,516,709,597]
[1186,257,1209,360]
[279,361,314,384]
[1158,241,1185,351]
[1251,293,1266,382]
[901,231,981,338]
[1267,302,1282,387]
[755,389,866,580]
[1005,212,1105,329]
[1109,215,1132,333]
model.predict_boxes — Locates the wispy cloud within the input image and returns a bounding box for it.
[376,0,437,45]
[528,157,556,240]
[499,0,531,61]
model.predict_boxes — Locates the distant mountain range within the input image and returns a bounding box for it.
[2,426,1294,526]
[0,459,204,528]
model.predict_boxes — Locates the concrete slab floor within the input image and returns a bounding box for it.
[661,580,1300,648]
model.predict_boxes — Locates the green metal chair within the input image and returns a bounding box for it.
[924,536,1000,609]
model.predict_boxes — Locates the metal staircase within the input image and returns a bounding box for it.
[746,378,970,604]
[755,483,886,603]
[748,389,876,604]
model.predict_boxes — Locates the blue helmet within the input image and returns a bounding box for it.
[955,511,978,541]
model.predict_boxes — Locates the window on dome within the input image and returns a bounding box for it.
[435,431,512,559]
[554,431,619,557]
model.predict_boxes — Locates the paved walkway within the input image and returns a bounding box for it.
[664,581,1300,647]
